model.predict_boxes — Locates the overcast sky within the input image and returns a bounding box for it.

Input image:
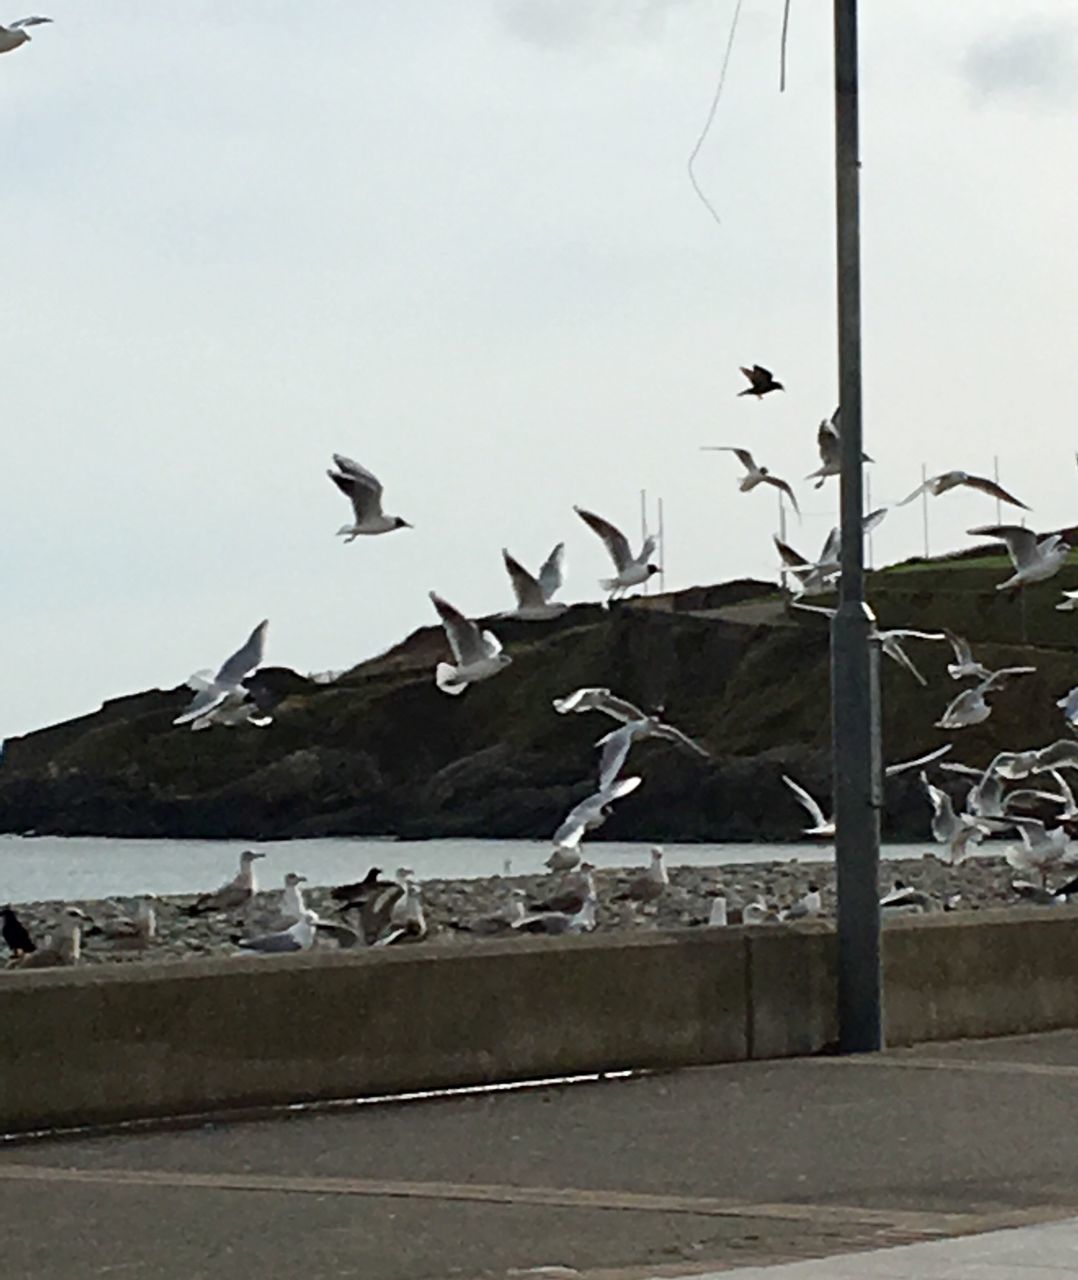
[4,1,1077,738]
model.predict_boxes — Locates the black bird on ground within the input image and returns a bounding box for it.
[2,905,35,957]
[330,866,394,905]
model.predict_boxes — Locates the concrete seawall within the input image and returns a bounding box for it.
[3,907,1078,1134]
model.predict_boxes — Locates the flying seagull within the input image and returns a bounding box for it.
[942,629,993,682]
[920,772,993,863]
[501,544,568,620]
[551,776,642,850]
[968,525,1070,591]
[187,850,265,916]
[806,411,872,488]
[781,775,834,837]
[792,604,945,686]
[701,446,800,514]
[738,364,784,398]
[574,506,659,603]
[898,470,1029,511]
[327,455,411,539]
[884,744,954,777]
[0,15,51,54]
[936,667,1036,730]
[429,591,512,695]
[173,620,268,727]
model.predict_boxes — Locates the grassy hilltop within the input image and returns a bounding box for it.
[2,549,1078,842]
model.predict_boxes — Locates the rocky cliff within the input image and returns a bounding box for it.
[3,553,1077,842]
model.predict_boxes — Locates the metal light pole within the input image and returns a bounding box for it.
[830,0,883,1053]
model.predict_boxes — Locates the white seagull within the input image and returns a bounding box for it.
[551,776,642,850]
[1004,817,1072,885]
[501,544,568,620]
[884,744,954,777]
[1057,687,1078,731]
[898,471,1029,511]
[327,455,411,539]
[429,592,512,695]
[702,447,800,515]
[920,772,993,863]
[239,911,318,955]
[780,884,822,921]
[942,629,993,683]
[781,775,834,837]
[187,850,265,916]
[792,604,945,685]
[935,667,1035,730]
[186,687,274,733]
[0,15,50,54]
[805,410,873,489]
[173,620,268,728]
[574,506,659,602]
[1056,590,1078,612]
[968,524,1070,591]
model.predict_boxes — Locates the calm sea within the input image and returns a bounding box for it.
[0,835,933,904]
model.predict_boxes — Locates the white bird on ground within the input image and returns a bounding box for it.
[780,884,822,921]
[326,455,411,539]
[278,873,307,926]
[501,544,567,620]
[388,868,418,927]
[898,471,1029,511]
[781,776,834,837]
[7,908,87,968]
[920,772,993,863]
[701,447,800,515]
[551,777,642,850]
[0,14,50,54]
[187,850,265,916]
[742,898,774,924]
[429,592,512,695]
[373,881,427,946]
[173,620,268,727]
[616,848,668,904]
[574,506,659,602]
[935,667,1036,730]
[942,629,993,683]
[805,411,873,488]
[879,880,935,916]
[238,910,318,955]
[968,525,1071,591]
[94,896,157,949]
[513,893,597,935]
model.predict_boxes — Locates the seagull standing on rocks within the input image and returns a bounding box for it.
[278,873,307,926]
[8,909,88,969]
[737,364,784,398]
[617,848,668,904]
[92,896,157,950]
[501,544,568,620]
[238,910,318,954]
[187,850,265,916]
[326,455,411,539]
[173,620,268,728]
[429,592,512,695]
[574,507,659,603]
[968,525,1070,591]
[702,447,800,515]
[0,15,50,54]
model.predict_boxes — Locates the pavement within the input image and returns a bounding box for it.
[3,1029,1078,1278]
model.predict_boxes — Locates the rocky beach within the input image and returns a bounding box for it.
[2,852,1061,971]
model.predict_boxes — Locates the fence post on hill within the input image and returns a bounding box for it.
[830,0,883,1054]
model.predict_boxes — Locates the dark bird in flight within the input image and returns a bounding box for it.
[738,365,784,398]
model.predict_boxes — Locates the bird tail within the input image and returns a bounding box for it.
[185,669,215,692]
[600,576,620,592]
[435,662,468,695]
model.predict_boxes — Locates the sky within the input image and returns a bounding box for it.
[3,1,1077,738]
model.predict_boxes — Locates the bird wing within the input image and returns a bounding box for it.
[981,666,1036,693]
[597,724,635,791]
[1035,740,1078,772]
[774,535,810,569]
[792,601,835,619]
[968,524,1038,567]
[896,478,933,507]
[215,620,268,686]
[817,526,841,565]
[962,476,1030,510]
[313,919,360,947]
[863,507,889,535]
[239,928,303,953]
[885,744,953,777]
[429,592,485,665]
[502,549,544,609]
[328,464,384,523]
[764,474,800,514]
[172,685,229,727]
[552,687,608,715]
[574,506,633,571]
[942,628,974,666]
[584,690,647,724]
[10,15,52,28]
[781,775,827,827]
[537,542,566,601]
[718,446,756,471]
[653,721,710,758]
[331,454,384,497]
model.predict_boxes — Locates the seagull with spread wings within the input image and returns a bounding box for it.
[0,14,50,54]
[737,364,784,398]
[172,620,268,727]
[781,775,834,837]
[501,544,567,620]
[429,592,512,695]
[701,446,800,515]
[935,667,1036,730]
[327,455,411,539]
[898,470,1029,510]
[574,506,659,602]
[805,410,873,488]
[968,525,1070,591]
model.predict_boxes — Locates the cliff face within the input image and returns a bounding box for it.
[3,557,1078,842]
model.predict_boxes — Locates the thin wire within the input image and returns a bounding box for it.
[779,0,792,92]
[686,0,745,230]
